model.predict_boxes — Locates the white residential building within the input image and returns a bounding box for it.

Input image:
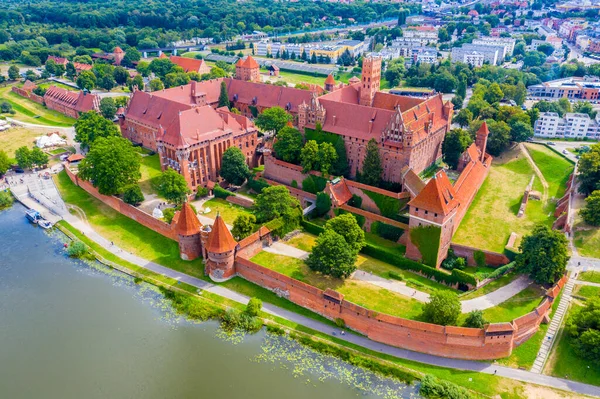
[400,26,439,45]
[472,36,516,56]
[451,44,500,65]
[534,112,600,139]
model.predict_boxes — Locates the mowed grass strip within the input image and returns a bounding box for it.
[138,154,162,196]
[524,143,573,201]
[200,198,253,225]
[574,227,600,259]
[578,270,600,284]
[54,170,205,278]
[453,151,554,253]
[0,87,75,126]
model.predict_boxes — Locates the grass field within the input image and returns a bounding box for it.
[0,126,54,157]
[454,147,557,253]
[524,143,573,201]
[573,284,600,299]
[578,270,600,284]
[37,81,77,91]
[138,154,162,196]
[54,170,205,277]
[250,251,425,320]
[0,85,75,127]
[200,197,253,224]
[459,272,522,301]
[547,303,600,386]
[475,285,546,324]
[574,226,600,258]
[267,70,329,86]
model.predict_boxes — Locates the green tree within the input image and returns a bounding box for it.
[74,111,120,149]
[231,214,256,240]
[457,75,467,99]
[54,64,65,78]
[220,146,250,185]
[8,65,19,80]
[574,101,598,119]
[76,70,96,91]
[517,225,569,284]
[359,138,382,186]
[149,58,176,78]
[332,137,349,177]
[315,192,332,217]
[300,140,319,173]
[578,144,600,195]
[78,136,141,196]
[454,108,473,128]
[156,168,191,204]
[484,83,504,104]
[324,213,365,254]
[422,291,461,326]
[581,190,600,226]
[100,97,117,120]
[254,185,301,229]
[565,297,600,366]
[45,59,57,75]
[66,63,77,79]
[136,61,151,77]
[273,126,303,164]
[30,147,49,167]
[148,78,164,91]
[218,80,229,108]
[245,297,262,317]
[122,184,145,205]
[14,147,32,169]
[164,72,190,88]
[113,66,129,85]
[122,48,141,67]
[306,229,357,279]
[0,150,10,176]
[485,120,511,156]
[509,120,533,142]
[255,106,292,133]
[464,310,486,328]
[318,142,337,176]
[442,128,473,170]
[128,75,144,91]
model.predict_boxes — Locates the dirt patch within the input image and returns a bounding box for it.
[523,384,588,399]
[0,125,63,157]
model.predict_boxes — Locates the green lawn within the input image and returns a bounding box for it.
[272,70,329,86]
[37,81,77,91]
[578,270,600,284]
[200,198,253,224]
[524,143,573,201]
[548,304,600,386]
[454,149,555,253]
[54,170,204,277]
[459,272,522,301]
[573,284,600,300]
[250,251,425,320]
[365,232,406,255]
[574,227,600,258]
[139,154,162,196]
[0,86,76,127]
[467,285,546,324]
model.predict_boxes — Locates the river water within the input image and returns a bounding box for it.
[0,204,421,399]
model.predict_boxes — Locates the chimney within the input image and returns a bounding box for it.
[368,120,373,134]
[332,115,337,126]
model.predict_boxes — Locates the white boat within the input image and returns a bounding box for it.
[38,220,53,230]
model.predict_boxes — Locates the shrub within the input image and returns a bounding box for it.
[0,191,13,210]
[245,297,262,317]
[163,208,175,223]
[389,271,403,281]
[122,184,144,205]
[419,375,474,399]
[247,176,270,194]
[301,219,325,235]
[301,174,327,194]
[463,310,486,328]
[335,318,346,328]
[474,250,486,268]
[349,194,363,208]
[315,192,332,216]
[66,240,89,258]
[442,248,466,271]
[195,187,209,198]
[371,221,404,241]
[213,185,235,199]
[475,262,515,281]
[221,308,263,333]
[422,291,461,326]
[291,180,298,189]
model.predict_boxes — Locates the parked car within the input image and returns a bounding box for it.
[547,142,555,146]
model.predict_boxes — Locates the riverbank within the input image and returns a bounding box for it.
[52,219,596,399]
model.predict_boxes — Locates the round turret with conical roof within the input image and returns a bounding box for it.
[204,213,237,281]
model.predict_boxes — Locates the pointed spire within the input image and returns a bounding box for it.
[477,121,489,136]
[205,213,237,253]
[175,202,202,236]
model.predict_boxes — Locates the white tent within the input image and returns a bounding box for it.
[152,208,164,219]
[36,133,67,148]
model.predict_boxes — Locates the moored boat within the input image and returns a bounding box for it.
[38,220,53,230]
[25,209,41,224]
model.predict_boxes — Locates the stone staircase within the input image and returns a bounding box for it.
[530,278,574,374]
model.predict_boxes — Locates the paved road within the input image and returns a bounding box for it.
[353,270,430,302]
[573,279,600,288]
[461,276,532,313]
[263,241,309,260]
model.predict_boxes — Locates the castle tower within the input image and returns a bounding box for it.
[113,47,125,66]
[324,74,336,92]
[204,213,238,281]
[475,121,489,162]
[175,202,202,260]
[359,56,381,107]
[235,56,260,82]
[405,171,458,268]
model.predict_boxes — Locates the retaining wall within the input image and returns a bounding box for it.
[450,243,510,267]
[65,166,178,241]
[11,86,44,104]
[226,195,253,208]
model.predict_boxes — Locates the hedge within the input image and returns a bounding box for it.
[475,262,515,281]
[214,185,235,199]
[301,219,325,236]
[302,174,328,194]
[361,244,476,287]
[264,217,285,237]
[334,208,366,228]
[371,221,404,241]
[419,375,474,399]
[304,127,342,146]
[247,177,270,194]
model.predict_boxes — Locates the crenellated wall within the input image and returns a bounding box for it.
[234,255,567,360]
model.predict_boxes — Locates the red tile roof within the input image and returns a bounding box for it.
[169,55,210,74]
[226,79,314,113]
[175,202,202,236]
[67,154,84,162]
[372,91,424,112]
[47,55,68,66]
[44,86,100,113]
[205,214,237,253]
[327,178,352,206]
[477,121,489,136]
[242,55,259,69]
[409,170,458,215]
[113,47,124,54]
[485,323,515,333]
[22,80,37,91]
[325,74,335,85]
[73,62,93,71]
[159,53,168,59]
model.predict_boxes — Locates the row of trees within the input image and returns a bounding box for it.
[578,143,600,227]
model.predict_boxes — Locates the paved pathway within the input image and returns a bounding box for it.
[573,280,600,288]
[530,278,574,374]
[263,241,309,260]
[55,209,600,397]
[461,276,532,313]
[352,270,430,302]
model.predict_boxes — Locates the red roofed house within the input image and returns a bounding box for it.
[170,55,211,75]
[43,86,100,119]
[46,55,68,66]
[73,62,93,74]
[235,56,260,82]
[113,47,125,66]
[405,122,492,268]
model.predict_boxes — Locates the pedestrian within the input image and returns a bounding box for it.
[494,370,497,375]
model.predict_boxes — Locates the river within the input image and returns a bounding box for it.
[0,204,421,399]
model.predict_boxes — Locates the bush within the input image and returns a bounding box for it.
[245,297,262,317]
[291,180,298,189]
[474,250,486,268]
[195,187,209,198]
[475,262,515,281]
[301,175,327,194]
[163,208,175,223]
[371,221,404,241]
[349,194,363,208]
[315,192,332,216]
[463,310,486,328]
[221,308,263,333]
[247,176,270,194]
[301,219,325,235]
[122,184,144,205]
[335,318,346,328]
[213,185,235,199]
[419,375,474,399]
[442,248,466,271]
[0,191,13,210]
[66,240,89,258]
[389,271,403,281]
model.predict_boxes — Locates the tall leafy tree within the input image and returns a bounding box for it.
[317,142,337,176]
[306,229,357,279]
[14,147,33,170]
[220,146,250,185]
[442,128,472,170]
[78,136,141,196]
[74,111,120,149]
[76,70,96,91]
[517,225,569,284]
[255,106,291,133]
[100,97,117,120]
[156,168,191,204]
[566,297,600,366]
[30,147,48,167]
[581,190,600,226]
[359,138,382,186]
[273,126,303,164]
[8,65,19,80]
[577,144,600,195]
[300,140,319,173]
[332,138,349,177]
[254,185,301,228]
[231,214,256,240]
[0,150,10,176]
[218,81,230,108]
[324,213,365,254]
[422,291,461,326]
[485,119,511,156]
[121,48,141,67]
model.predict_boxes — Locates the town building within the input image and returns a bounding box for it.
[235,56,260,82]
[252,40,365,63]
[43,86,100,118]
[451,44,501,65]
[527,76,600,101]
[46,55,68,66]
[169,55,211,75]
[472,36,516,56]
[534,112,600,140]
[402,26,439,45]
[452,50,486,67]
